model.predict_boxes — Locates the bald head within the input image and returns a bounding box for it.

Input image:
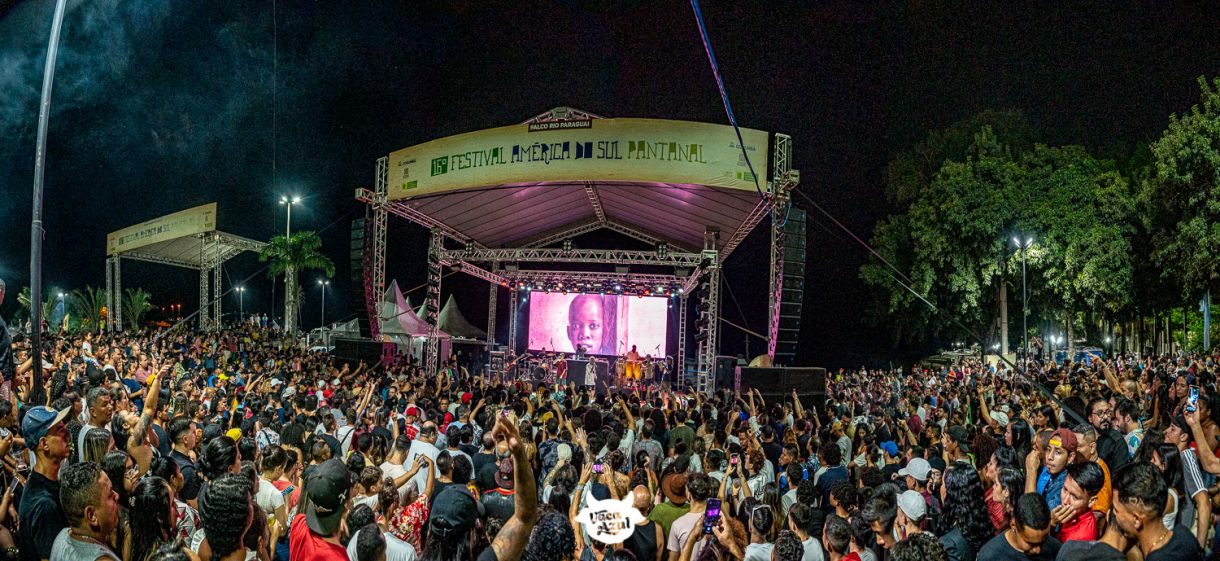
[632,485,651,510]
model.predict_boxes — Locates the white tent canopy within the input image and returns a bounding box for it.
[437,294,486,340]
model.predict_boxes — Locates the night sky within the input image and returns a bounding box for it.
[1,1,1218,367]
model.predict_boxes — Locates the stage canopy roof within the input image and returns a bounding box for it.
[370,108,777,256]
[106,203,265,269]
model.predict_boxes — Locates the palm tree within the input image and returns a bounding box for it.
[16,287,58,329]
[123,288,154,330]
[260,231,335,333]
[69,286,109,333]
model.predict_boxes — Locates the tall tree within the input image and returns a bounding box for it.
[863,126,1137,352]
[123,288,154,330]
[1144,76,1220,300]
[259,231,335,333]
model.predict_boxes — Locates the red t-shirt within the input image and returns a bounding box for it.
[1057,509,1098,542]
[289,514,347,561]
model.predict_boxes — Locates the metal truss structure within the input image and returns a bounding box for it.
[767,134,800,361]
[441,248,704,268]
[106,231,264,332]
[357,108,798,393]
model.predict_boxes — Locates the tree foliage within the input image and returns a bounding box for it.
[69,286,108,332]
[123,288,154,330]
[1144,76,1220,297]
[259,231,335,332]
[862,121,1137,347]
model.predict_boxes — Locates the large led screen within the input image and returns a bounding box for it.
[527,293,669,356]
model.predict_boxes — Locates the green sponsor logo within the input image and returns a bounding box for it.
[430,156,449,176]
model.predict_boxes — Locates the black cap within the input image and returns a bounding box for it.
[428,485,484,539]
[305,458,351,535]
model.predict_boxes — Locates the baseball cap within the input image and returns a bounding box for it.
[556,443,573,461]
[494,458,514,490]
[428,485,485,539]
[898,457,931,482]
[460,392,473,404]
[21,406,70,449]
[405,406,419,418]
[1049,428,1079,454]
[304,458,351,535]
[947,426,972,452]
[879,441,899,458]
[989,411,1010,427]
[897,490,927,521]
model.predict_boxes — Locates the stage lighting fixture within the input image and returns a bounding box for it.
[615,284,622,291]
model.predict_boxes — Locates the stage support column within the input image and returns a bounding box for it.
[424,228,443,373]
[508,289,519,354]
[212,262,223,331]
[767,199,787,362]
[370,157,389,339]
[112,257,122,331]
[677,293,687,386]
[696,244,720,396]
[105,257,115,331]
[198,268,209,331]
[487,281,498,350]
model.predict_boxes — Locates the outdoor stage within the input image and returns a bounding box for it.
[355,107,802,393]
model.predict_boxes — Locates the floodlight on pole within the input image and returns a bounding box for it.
[317,279,329,326]
[236,286,246,322]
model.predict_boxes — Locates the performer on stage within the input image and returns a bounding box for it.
[625,345,642,380]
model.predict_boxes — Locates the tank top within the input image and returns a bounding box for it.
[624,520,660,561]
[1163,488,1180,529]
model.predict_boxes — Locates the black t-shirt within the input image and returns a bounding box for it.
[18,471,67,561]
[1146,526,1203,561]
[762,441,783,475]
[1054,540,1125,561]
[977,532,1061,561]
[152,423,172,457]
[171,449,202,501]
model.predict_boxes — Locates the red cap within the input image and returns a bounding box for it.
[461,392,473,404]
[405,406,419,417]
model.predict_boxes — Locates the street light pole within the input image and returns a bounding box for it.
[236,286,245,323]
[1014,235,1034,362]
[317,279,329,326]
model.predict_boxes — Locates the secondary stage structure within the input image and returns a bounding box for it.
[104,203,266,331]
[357,107,799,393]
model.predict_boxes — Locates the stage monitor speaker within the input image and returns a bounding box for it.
[775,208,806,365]
[738,366,825,408]
[349,219,373,338]
[714,356,738,390]
[333,337,384,367]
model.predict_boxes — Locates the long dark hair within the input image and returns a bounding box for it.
[199,473,253,561]
[1008,420,1032,459]
[130,477,175,561]
[199,435,239,481]
[1155,443,1186,496]
[937,463,993,551]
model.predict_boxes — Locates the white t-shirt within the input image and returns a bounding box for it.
[744,542,774,561]
[404,440,440,494]
[346,528,417,561]
[381,460,409,502]
[801,536,826,561]
[667,511,708,561]
[255,476,285,517]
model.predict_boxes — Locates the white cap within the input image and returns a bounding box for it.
[990,411,1010,427]
[898,458,931,482]
[897,490,927,521]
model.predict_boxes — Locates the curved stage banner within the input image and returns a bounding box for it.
[386,118,769,199]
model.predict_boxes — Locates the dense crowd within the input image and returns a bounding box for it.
[0,307,1219,561]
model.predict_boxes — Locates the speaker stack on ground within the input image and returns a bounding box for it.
[737,366,826,409]
[349,218,373,338]
[774,208,806,365]
[332,337,384,367]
